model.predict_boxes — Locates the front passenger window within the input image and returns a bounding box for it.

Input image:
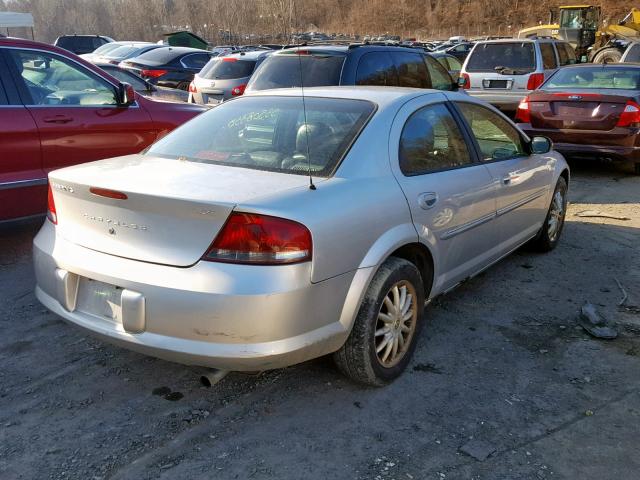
[8,50,117,106]
[399,103,473,175]
[456,102,526,161]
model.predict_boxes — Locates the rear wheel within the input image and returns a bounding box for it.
[334,257,425,386]
[591,47,623,64]
[530,177,568,252]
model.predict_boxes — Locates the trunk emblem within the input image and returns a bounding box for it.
[567,95,582,100]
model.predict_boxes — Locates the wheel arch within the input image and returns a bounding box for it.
[337,225,437,336]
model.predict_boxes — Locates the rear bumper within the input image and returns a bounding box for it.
[465,90,530,110]
[33,221,359,371]
[519,125,640,163]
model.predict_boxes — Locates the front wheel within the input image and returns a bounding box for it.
[334,257,425,386]
[530,177,568,252]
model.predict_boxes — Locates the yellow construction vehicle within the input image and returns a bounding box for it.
[518,5,640,63]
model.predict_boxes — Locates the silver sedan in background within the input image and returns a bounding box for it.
[188,50,271,105]
[34,87,568,386]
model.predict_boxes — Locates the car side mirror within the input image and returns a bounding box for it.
[457,76,466,87]
[117,82,136,106]
[530,136,552,155]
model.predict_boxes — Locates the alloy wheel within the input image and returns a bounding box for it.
[547,190,565,242]
[374,280,418,368]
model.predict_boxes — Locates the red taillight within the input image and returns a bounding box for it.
[616,100,640,127]
[460,73,470,89]
[141,69,167,78]
[47,184,57,224]
[203,212,312,265]
[515,96,531,123]
[188,81,197,93]
[527,73,544,91]
[89,187,128,200]
[231,84,246,96]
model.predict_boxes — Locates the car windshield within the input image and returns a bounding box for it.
[199,58,257,80]
[544,67,640,90]
[145,96,375,177]
[466,42,536,73]
[248,52,345,91]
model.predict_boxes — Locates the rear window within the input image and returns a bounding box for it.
[92,43,121,55]
[134,47,183,63]
[625,44,640,62]
[544,67,640,90]
[104,46,140,58]
[248,53,345,91]
[146,96,375,177]
[200,58,257,80]
[466,42,536,73]
[540,43,557,69]
[557,43,577,66]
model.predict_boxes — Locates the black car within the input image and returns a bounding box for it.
[120,46,215,91]
[246,44,458,93]
[94,62,189,103]
[54,35,114,55]
[434,42,475,62]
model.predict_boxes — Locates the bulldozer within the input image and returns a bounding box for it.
[518,5,640,63]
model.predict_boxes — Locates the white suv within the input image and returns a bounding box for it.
[459,38,576,113]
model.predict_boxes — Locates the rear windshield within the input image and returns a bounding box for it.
[544,67,640,90]
[146,96,375,177]
[247,53,345,91]
[134,47,183,63]
[92,43,121,55]
[466,42,536,73]
[200,58,257,80]
[104,45,148,58]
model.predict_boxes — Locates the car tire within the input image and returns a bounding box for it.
[530,177,568,252]
[334,257,425,386]
[591,47,623,64]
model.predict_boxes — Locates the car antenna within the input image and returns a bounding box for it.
[294,0,316,191]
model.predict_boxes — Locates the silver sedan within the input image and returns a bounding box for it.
[34,87,569,386]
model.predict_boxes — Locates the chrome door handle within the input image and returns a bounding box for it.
[43,115,73,124]
[418,192,438,210]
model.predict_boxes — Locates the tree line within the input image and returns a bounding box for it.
[1,0,632,44]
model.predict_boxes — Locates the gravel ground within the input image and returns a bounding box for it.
[1,161,639,480]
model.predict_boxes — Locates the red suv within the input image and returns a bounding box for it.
[0,37,206,222]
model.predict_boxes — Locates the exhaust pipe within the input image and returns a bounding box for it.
[200,368,229,387]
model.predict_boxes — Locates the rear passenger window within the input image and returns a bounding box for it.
[0,75,8,105]
[399,103,472,175]
[540,44,557,69]
[424,55,454,90]
[625,44,640,62]
[456,102,526,161]
[394,52,429,88]
[356,52,398,86]
[557,44,576,66]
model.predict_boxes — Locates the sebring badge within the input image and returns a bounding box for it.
[83,213,149,231]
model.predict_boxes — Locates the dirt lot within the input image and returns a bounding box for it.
[1,161,639,480]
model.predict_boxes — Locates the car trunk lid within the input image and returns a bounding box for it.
[528,91,631,131]
[49,155,310,267]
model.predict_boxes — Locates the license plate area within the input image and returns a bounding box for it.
[483,79,511,89]
[76,277,123,323]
